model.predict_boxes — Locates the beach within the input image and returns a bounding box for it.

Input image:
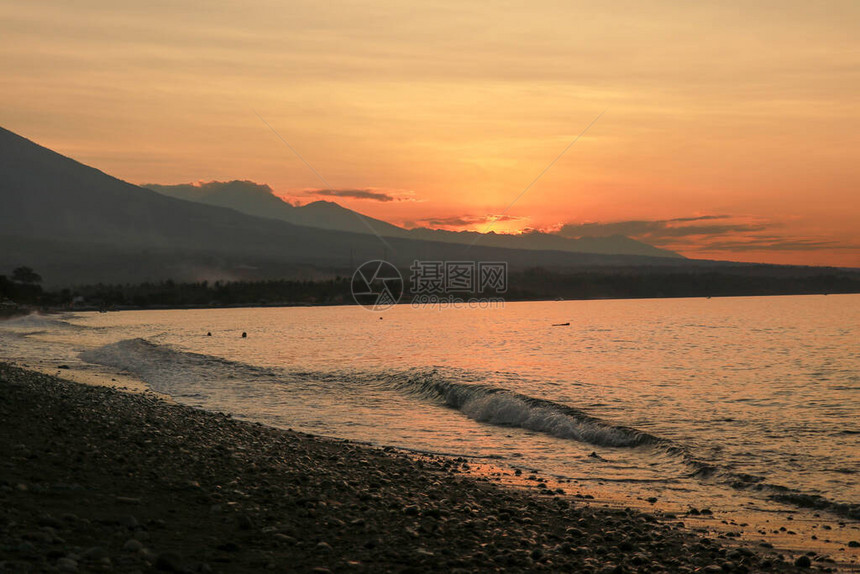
[0,362,827,573]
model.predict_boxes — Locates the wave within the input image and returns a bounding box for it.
[78,339,681,453]
[377,371,859,518]
[79,338,859,520]
[378,369,664,449]
[79,338,284,398]
[0,313,91,333]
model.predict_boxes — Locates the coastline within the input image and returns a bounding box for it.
[4,269,859,318]
[0,291,860,322]
[0,363,831,573]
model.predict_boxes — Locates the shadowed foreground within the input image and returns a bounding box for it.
[0,363,810,573]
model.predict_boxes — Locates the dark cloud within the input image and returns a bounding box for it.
[554,215,852,253]
[692,237,858,252]
[417,214,525,228]
[555,215,760,243]
[308,188,413,202]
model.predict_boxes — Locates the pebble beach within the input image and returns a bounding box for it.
[0,362,828,573]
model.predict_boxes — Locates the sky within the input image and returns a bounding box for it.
[1,0,858,266]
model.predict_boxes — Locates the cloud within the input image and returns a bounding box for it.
[553,215,854,254]
[556,214,773,245]
[306,188,414,202]
[555,215,765,242]
[416,214,525,229]
[690,237,858,252]
[145,180,278,197]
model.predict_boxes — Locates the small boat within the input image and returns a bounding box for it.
[552,322,570,327]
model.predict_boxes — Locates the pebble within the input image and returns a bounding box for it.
[117,514,139,529]
[273,533,297,544]
[155,551,183,572]
[37,515,63,529]
[794,555,812,568]
[123,539,144,552]
[236,514,254,530]
[56,557,78,572]
[134,529,150,541]
[81,546,108,561]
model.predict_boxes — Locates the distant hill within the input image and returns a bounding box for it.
[144,181,300,222]
[145,182,407,238]
[0,126,692,286]
[147,181,681,259]
[405,228,681,258]
[296,200,409,237]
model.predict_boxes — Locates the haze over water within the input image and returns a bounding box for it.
[2,295,858,527]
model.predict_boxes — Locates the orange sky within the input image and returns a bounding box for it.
[1,1,858,266]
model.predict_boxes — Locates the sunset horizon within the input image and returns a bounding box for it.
[2,1,857,267]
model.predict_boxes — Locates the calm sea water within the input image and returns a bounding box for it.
[2,295,858,522]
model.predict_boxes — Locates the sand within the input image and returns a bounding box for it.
[0,363,835,572]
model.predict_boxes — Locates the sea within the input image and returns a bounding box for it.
[2,294,858,552]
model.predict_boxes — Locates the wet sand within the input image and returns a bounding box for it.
[0,362,838,572]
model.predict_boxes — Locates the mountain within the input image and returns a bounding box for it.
[404,228,680,258]
[144,181,299,222]
[296,200,409,237]
[145,182,409,238]
[0,126,689,286]
[147,181,681,259]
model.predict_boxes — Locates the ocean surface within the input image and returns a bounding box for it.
[2,295,858,525]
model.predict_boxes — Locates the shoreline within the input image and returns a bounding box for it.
[4,290,859,320]
[0,363,842,573]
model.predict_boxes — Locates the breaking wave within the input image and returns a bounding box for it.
[378,369,664,449]
[79,338,286,399]
[79,338,860,520]
[0,313,92,333]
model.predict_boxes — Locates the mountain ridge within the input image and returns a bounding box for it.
[146,180,682,259]
[0,126,696,286]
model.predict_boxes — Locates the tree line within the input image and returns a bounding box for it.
[1,267,44,307]
[3,264,859,311]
